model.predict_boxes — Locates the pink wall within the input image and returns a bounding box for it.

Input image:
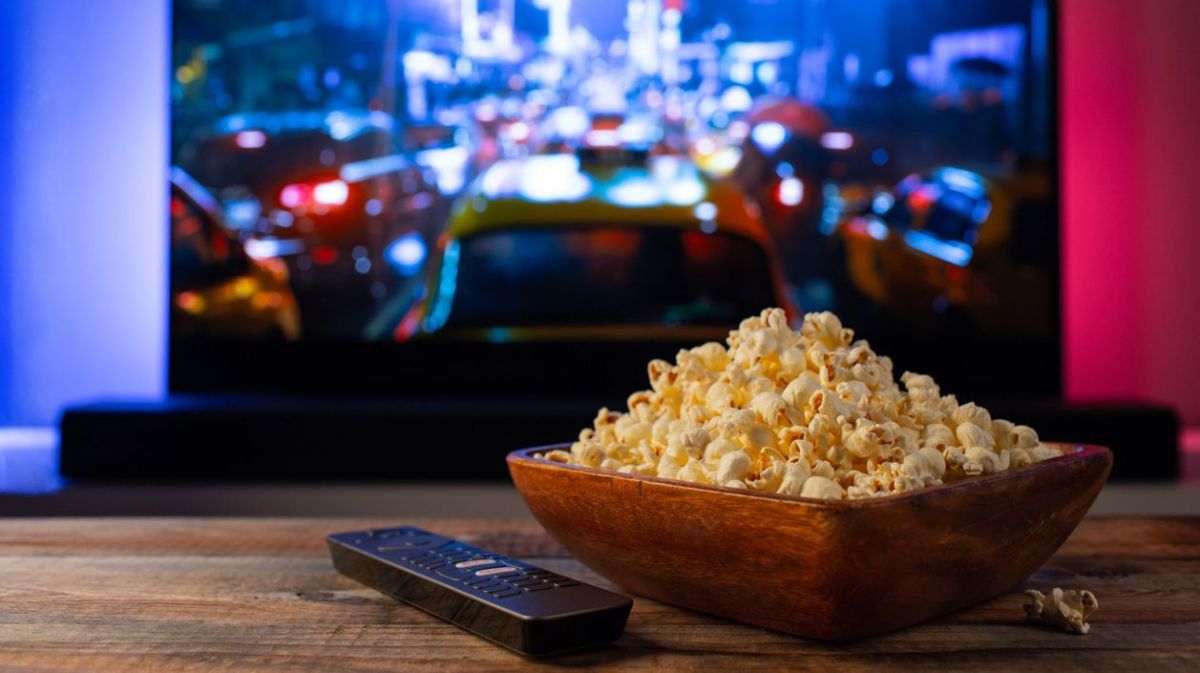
[1062,0,1200,425]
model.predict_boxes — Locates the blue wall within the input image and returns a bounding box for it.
[0,1,17,424]
[0,1,169,426]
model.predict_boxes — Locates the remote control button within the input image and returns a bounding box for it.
[455,559,497,569]
[474,581,504,592]
[463,576,492,587]
[423,562,448,570]
[393,542,446,559]
[475,566,519,577]
[376,528,420,538]
[521,583,552,592]
[435,567,471,581]
[551,579,580,587]
[509,578,541,587]
[399,552,438,564]
[481,584,513,594]
[377,537,436,551]
[491,589,521,598]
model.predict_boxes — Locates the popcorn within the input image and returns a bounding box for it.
[1030,444,1063,462]
[1011,424,1041,449]
[955,422,995,451]
[800,475,844,500]
[543,449,572,464]
[961,446,1008,477]
[922,423,955,451]
[750,391,790,427]
[677,459,712,485]
[552,309,1062,500]
[916,447,947,479]
[716,450,753,483]
[1024,588,1098,634]
[844,420,897,460]
[952,402,992,431]
[777,460,812,496]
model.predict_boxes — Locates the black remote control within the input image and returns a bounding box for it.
[327,526,632,656]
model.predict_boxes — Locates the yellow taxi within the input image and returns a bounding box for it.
[389,151,795,341]
[837,165,1055,337]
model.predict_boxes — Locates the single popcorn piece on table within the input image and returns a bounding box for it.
[554,309,1063,500]
[1024,588,1099,634]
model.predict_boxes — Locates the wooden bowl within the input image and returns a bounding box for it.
[508,442,1111,641]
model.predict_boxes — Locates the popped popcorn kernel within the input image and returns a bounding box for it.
[1024,588,1098,634]
[552,309,1062,499]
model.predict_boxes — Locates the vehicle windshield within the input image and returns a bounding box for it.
[442,227,778,328]
[923,189,985,244]
[883,181,986,244]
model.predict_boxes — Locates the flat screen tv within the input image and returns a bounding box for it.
[170,0,1059,403]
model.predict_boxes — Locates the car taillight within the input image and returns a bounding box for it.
[313,180,349,205]
[279,179,349,209]
[311,246,339,266]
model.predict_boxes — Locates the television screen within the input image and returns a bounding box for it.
[170,0,1058,397]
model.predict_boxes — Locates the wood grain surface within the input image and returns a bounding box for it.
[0,517,1197,672]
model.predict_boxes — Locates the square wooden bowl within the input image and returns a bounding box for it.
[507,442,1112,641]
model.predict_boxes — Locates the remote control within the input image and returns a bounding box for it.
[327,526,632,656]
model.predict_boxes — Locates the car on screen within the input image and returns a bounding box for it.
[834,165,1056,337]
[170,167,300,341]
[177,110,443,266]
[177,110,447,337]
[379,152,796,342]
[180,110,440,235]
[731,100,834,284]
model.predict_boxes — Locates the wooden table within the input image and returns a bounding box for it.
[1,517,1197,672]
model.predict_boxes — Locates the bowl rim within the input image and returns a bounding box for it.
[507,442,1113,509]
